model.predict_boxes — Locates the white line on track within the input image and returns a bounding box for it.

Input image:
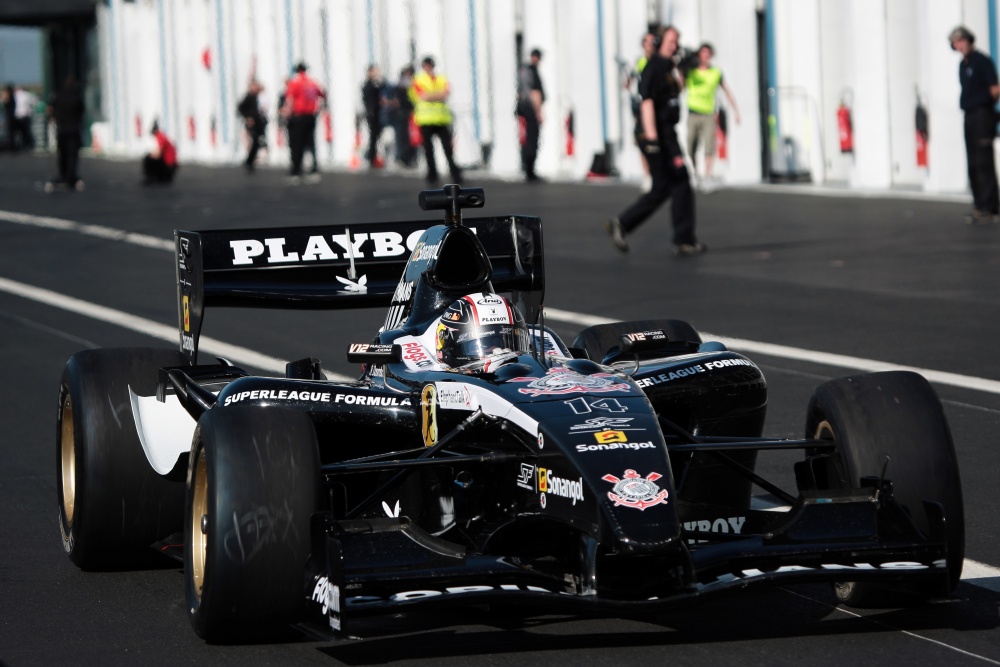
[2,209,997,394]
[0,276,352,381]
[782,589,1000,666]
[544,308,1000,396]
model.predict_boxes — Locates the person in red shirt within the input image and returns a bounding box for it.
[281,62,327,182]
[143,122,178,184]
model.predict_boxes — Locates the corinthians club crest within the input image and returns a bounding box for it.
[602,469,669,510]
[511,368,631,396]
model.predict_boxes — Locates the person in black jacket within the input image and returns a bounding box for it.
[237,79,267,173]
[362,65,386,168]
[517,48,546,182]
[605,25,703,256]
[391,65,417,167]
[950,26,1000,223]
[47,77,85,189]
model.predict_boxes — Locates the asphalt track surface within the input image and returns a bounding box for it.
[1,153,998,666]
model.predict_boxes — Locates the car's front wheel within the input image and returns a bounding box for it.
[804,371,964,606]
[185,405,321,641]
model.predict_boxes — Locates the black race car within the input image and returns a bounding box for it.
[56,186,964,641]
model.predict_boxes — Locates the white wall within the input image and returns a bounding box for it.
[91,0,995,195]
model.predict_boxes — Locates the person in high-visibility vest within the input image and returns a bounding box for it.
[410,56,462,184]
[685,43,739,185]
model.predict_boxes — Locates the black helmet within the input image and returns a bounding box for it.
[435,293,529,369]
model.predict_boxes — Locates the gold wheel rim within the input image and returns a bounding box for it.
[814,420,834,442]
[191,445,208,602]
[60,396,75,525]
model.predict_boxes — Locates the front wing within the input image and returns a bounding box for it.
[299,486,951,637]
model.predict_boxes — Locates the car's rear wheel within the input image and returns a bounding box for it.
[804,371,964,606]
[57,347,187,570]
[572,319,702,364]
[185,405,321,641]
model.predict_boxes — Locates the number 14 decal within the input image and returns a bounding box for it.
[564,397,628,414]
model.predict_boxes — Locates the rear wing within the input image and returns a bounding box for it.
[175,215,543,365]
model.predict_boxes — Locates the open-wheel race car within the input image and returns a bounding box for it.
[56,185,964,641]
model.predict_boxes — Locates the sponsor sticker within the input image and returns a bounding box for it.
[382,500,401,518]
[224,389,338,406]
[625,330,667,342]
[312,576,342,630]
[575,440,656,453]
[333,393,410,406]
[516,463,534,490]
[594,430,627,444]
[536,467,584,505]
[684,516,746,541]
[511,368,630,396]
[402,341,435,370]
[229,231,417,266]
[602,469,669,510]
[569,418,636,433]
[336,274,368,293]
[436,383,476,411]
[421,384,437,447]
[182,295,190,332]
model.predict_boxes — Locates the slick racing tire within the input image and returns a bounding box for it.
[805,371,964,606]
[572,319,702,364]
[185,406,321,641]
[57,347,187,570]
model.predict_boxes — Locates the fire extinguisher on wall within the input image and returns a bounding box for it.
[915,89,929,167]
[836,101,853,154]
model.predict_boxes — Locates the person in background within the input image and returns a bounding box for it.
[685,42,740,187]
[626,32,657,191]
[47,76,85,190]
[143,122,178,184]
[604,25,703,257]
[13,85,38,150]
[411,56,462,185]
[2,84,15,151]
[949,26,999,223]
[391,65,417,167]
[362,65,387,168]
[516,48,545,182]
[282,62,326,183]
[237,79,268,173]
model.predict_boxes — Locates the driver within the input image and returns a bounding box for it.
[435,293,529,372]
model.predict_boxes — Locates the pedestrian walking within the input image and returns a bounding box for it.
[282,62,326,183]
[46,76,85,190]
[410,56,462,184]
[604,26,703,256]
[949,26,999,223]
[684,43,740,186]
[517,48,545,182]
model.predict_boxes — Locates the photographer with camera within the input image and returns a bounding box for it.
[605,25,703,257]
